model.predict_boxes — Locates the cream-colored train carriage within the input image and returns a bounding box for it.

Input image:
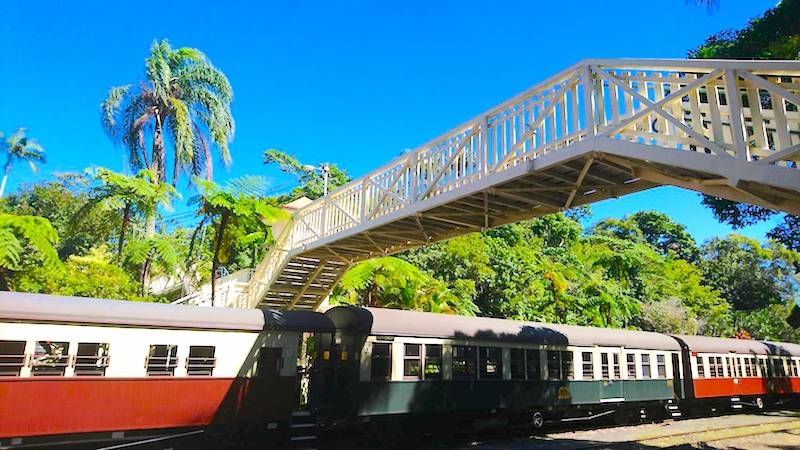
[0,292,330,449]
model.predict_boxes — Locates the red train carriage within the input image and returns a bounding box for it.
[0,292,332,449]
[671,335,800,412]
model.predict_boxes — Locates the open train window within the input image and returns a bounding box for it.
[187,346,216,376]
[582,352,594,380]
[626,353,636,378]
[403,344,422,380]
[547,350,572,380]
[31,341,69,376]
[74,343,109,376]
[613,353,621,379]
[257,347,283,377]
[146,345,178,376]
[370,342,392,381]
[510,349,525,380]
[0,340,26,377]
[479,347,502,379]
[526,349,541,380]
[656,354,667,378]
[424,344,442,380]
[453,345,476,380]
[601,353,610,380]
[641,354,652,379]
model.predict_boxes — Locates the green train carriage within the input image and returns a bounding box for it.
[310,306,684,435]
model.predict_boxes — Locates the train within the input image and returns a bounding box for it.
[1,291,799,448]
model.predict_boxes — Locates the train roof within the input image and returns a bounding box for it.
[671,335,800,356]
[326,306,681,351]
[0,292,333,332]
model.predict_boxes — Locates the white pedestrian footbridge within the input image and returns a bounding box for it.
[180,59,800,311]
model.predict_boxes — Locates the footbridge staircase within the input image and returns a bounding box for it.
[227,59,800,311]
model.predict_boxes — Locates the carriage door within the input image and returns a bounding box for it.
[308,331,333,408]
[671,353,683,398]
[600,351,624,401]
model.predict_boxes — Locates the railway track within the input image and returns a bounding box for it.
[438,411,800,449]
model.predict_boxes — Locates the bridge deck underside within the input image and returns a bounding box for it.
[258,143,800,310]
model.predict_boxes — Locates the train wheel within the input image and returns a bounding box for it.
[531,411,544,430]
[755,397,765,411]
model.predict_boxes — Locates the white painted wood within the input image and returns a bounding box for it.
[232,59,800,311]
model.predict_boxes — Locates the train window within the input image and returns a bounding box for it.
[403,344,422,380]
[793,360,800,377]
[745,357,755,377]
[582,352,594,379]
[0,340,26,377]
[31,341,70,376]
[256,347,283,377]
[479,347,502,379]
[708,356,717,377]
[562,351,574,379]
[626,353,636,378]
[510,349,525,380]
[547,351,561,380]
[641,354,652,378]
[526,349,541,380]
[453,346,477,380]
[424,344,442,380]
[758,358,769,378]
[613,353,621,379]
[656,354,667,378]
[601,353,610,380]
[146,345,178,376]
[74,343,110,376]
[187,346,216,376]
[370,343,392,381]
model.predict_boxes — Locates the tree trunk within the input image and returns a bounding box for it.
[211,213,229,307]
[0,160,12,198]
[152,112,166,183]
[172,148,180,187]
[117,202,132,265]
[139,257,151,296]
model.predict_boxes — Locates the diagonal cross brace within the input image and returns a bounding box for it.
[595,66,729,157]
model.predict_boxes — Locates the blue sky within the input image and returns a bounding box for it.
[0,0,784,243]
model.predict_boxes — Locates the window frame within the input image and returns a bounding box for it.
[0,340,27,377]
[479,347,503,380]
[186,345,216,376]
[452,345,477,380]
[582,351,594,380]
[370,342,392,381]
[509,348,525,380]
[31,341,70,377]
[403,343,422,380]
[73,342,110,377]
[640,353,652,379]
[146,344,179,377]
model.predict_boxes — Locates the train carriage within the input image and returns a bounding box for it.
[0,292,331,449]
[672,335,800,412]
[312,306,686,435]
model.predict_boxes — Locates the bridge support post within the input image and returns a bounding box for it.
[724,69,749,161]
[582,65,596,136]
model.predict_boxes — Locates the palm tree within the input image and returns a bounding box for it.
[0,213,60,290]
[81,168,177,264]
[192,177,287,306]
[101,39,234,189]
[0,128,45,197]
